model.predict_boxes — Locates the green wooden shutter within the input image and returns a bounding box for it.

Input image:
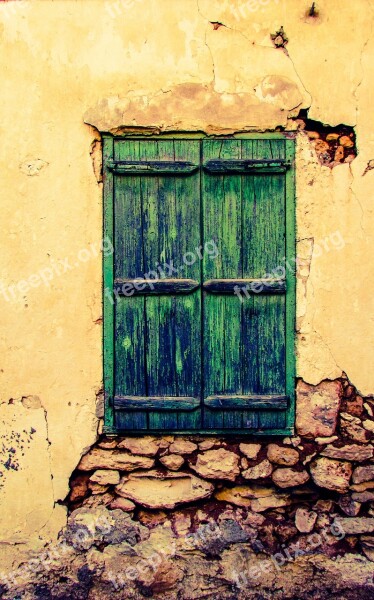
[103,135,295,435]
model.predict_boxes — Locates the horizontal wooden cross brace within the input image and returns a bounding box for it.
[113,278,286,295]
[113,395,288,410]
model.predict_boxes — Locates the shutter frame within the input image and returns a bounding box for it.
[103,135,295,436]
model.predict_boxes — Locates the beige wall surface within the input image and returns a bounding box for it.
[0,0,373,568]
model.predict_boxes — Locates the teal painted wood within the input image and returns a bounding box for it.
[285,138,296,433]
[203,159,290,173]
[113,139,202,431]
[103,135,115,430]
[202,138,289,430]
[104,135,296,434]
[114,396,200,410]
[203,278,285,293]
[114,278,200,295]
[107,160,199,174]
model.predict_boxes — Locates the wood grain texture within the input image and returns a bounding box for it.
[114,278,199,295]
[108,160,199,174]
[203,159,290,173]
[203,278,286,293]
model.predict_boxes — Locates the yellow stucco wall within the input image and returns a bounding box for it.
[0,0,373,569]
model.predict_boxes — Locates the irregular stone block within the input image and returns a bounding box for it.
[242,459,273,480]
[335,517,374,534]
[90,469,120,486]
[310,457,352,493]
[272,468,310,488]
[117,436,160,456]
[239,443,261,460]
[78,448,155,471]
[352,491,374,503]
[169,439,198,454]
[159,454,185,471]
[296,379,342,437]
[190,448,240,481]
[215,485,273,507]
[353,465,374,484]
[109,497,136,512]
[338,495,361,516]
[267,444,299,466]
[251,493,291,513]
[321,444,373,462]
[116,471,213,509]
[295,507,317,533]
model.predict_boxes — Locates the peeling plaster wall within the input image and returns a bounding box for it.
[0,0,374,570]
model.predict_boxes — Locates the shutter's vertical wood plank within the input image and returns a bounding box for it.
[240,140,259,428]
[114,140,143,278]
[142,140,201,430]
[115,297,147,429]
[202,139,243,429]
[221,141,243,429]
[202,139,224,429]
[258,151,286,430]
[141,141,161,429]
[114,140,146,429]
[248,139,287,430]
[285,138,296,432]
[174,140,202,430]
[151,140,178,429]
[103,135,115,430]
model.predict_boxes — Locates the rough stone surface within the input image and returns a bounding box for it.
[242,459,273,480]
[353,465,374,484]
[251,492,292,513]
[340,414,369,443]
[272,468,310,488]
[338,495,362,517]
[109,497,136,512]
[159,454,185,471]
[310,458,352,493]
[361,536,374,562]
[89,469,120,486]
[215,486,260,507]
[117,436,160,456]
[190,448,240,481]
[267,444,299,465]
[335,517,374,534]
[295,508,318,533]
[87,481,109,495]
[169,440,198,455]
[116,471,214,509]
[78,448,155,471]
[352,491,374,503]
[296,380,342,437]
[239,443,261,460]
[363,420,374,432]
[321,444,373,462]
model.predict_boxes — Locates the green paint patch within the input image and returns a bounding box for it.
[122,337,132,350]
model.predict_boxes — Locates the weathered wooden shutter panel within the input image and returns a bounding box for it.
[112,139,202,431]
[103,136,295,435]
[202,139,288,431]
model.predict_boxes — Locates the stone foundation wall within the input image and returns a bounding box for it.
[14,376,364,598]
